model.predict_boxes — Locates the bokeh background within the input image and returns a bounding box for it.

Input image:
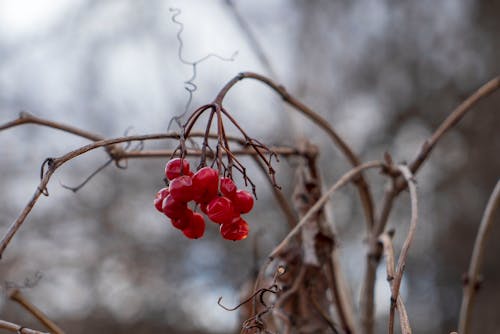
[0,0,499,333]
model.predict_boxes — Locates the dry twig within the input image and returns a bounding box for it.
[9,289,64,334]
[458,180,500,334]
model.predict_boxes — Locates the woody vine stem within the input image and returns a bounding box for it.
[0,73,499,334]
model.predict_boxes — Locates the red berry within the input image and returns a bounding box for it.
[162,194,189,219]
[233,190,254,214]
[154,187,170,212]
[169,175,194,202]
[206,196,236,224]
[183,213,205,239]
[192,167,219,203]
[220,177,237,197]
[220,217,249,241]
[199,202,209,215]
[165,158,190,180]
[171,209,193,230]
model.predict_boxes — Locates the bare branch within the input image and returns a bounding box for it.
[9,289,64,334]
[214,71,376,229]
[361,76,500,334]
[269,160,383,260]
[0,320,49,334]
[458,180,500,334]
[388,165,418,334]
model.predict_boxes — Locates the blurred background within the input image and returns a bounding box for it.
[0,0,499,333]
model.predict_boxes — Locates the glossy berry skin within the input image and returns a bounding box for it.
[165,158,191,180]
[154,187,170,212]
[183,212,206,239]
[171,209,193,230]
[162,195,189,219]
[206,196,236,224]
[192,167,219,203]
[220,177,237,197]
[233,190,254,214]
[169,175,194,202]
[220,217,249,241]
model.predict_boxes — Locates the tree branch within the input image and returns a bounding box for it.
[269,160,383,260]
[0,320,49,334]
[458,179,500,334]
[9,289,64,334]
[361,76,500,334]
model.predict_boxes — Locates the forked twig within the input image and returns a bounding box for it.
[458,180,500,334]
[361,76,500,334]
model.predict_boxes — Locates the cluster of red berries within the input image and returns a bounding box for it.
[154,158,254,241]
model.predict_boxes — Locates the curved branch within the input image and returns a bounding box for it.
[388,165,418,334]
[361,76,500,334]
[269,160,383,260]
[214,71,375,229]
[458,180,500,334]
[0,111,104,141]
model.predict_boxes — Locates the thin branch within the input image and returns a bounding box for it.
[0,111,104,141]
[0,131,306,258]
[268,161,383,260]
[458,179,500,334]
[389,165,418,334]
[251,156,297,228]
[0,320,49,334]
[225,0,278,78]
[214,71,376,229]
[9,289,64,334]
[361,76,500,334]
[326,256,357,334]
[409,77,500,175]
[379,232,412,334]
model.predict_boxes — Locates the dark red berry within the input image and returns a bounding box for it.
[169,175,194,202]
[199,202,209,215]
[192,167,219,203]
[233,190,254,214]
[154,187,170,212]
[183,213,206,239]
[162,194,189,219]
[171,209,193,230]
[220,217,249,241]
[206,196,236,224]
[165,158,191,180]
[220,177,237,197]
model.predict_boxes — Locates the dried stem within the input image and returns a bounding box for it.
[326,256,357,334]
[214,72,375,229]
[0,130,305,258]
[379,233,412,334]
[361,76,500,334]
[269,160,383,260]
[388,165,418,334]
[458,180,500,334]
[0,320,49,334]
[9,289,64,334]
[0,111,104,141]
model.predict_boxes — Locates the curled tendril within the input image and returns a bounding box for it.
[167,8,238,132]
